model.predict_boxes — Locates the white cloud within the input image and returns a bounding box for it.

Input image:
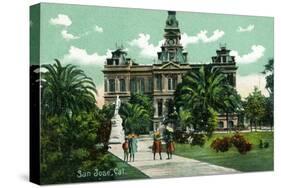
[181,29,225,46]
[237,24,255,32]
[230,45,265,64]
[236,74,268,98]
[49,14,72,27]
[128,33,164,58]
[61,30,80,41]
[129,30,224,58]
[197,29,225,43]
[63,46,111,66]
[94,25,103,33]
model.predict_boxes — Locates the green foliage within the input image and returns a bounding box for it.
[120,102,150,134]
[164,99,179,127]
[175,132,273,172]
[262,58,274,95]
[40,111,116,184]
[190,133,206,147]
[41,59,97,117]
[40,60,116,184]
[129,93,153,132]
[173,130,206,147]
[174,130,189,144]
[129,93,153,116]
[175,65,241,136]
[179,110,192,130]
[262,58,274,128]
[244,87,267,131]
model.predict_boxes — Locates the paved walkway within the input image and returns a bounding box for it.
[109,137,239,178]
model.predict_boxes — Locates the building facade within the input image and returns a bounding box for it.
[103,11,238,131]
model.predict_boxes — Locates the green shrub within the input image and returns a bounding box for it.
[174,130,189,143]
[259,139,270,149]
[174,131,206,146]
[259,139,264,148]
[190,133,206,147]
[264,142,269,148]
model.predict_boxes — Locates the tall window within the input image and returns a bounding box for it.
[155,74,162,90]
[139,78,145,93]
[119,79,126,92]
[168,77,177,90]
[130,78,137,93]
[147,78,153,92]
[223,56,226,63]
[109,79,115,92]
[158,100,163,117]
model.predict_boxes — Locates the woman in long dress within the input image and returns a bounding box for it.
[129,134,138,162]
[164,127,175,159]
[152,131,162,160]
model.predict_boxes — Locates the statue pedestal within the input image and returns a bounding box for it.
[109,114,124,144]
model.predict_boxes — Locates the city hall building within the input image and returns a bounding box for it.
[103,11,238,131]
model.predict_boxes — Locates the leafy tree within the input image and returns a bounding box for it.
[175,65,241,136]
[178,109,192,130]
[41,112,116,184]
[164,99,179,128]
[262,59,274,95]
[40,60,116,183]
[41,59,97,117]
[262,58,274,129]
[244,87,267,132]
[130,94,153,130]
[120,102,150,134]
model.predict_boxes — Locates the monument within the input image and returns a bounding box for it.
[109,95,125,144]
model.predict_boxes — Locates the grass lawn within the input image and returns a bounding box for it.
[174,132,274,172]
[109,153,148,180]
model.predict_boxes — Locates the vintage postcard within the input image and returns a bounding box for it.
[30,3,274,185]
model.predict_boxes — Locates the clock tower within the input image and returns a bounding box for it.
[157,11,188,64]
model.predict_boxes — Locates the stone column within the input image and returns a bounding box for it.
[154,75,157,91]
[164,75,168,91]
[126,77,130,92]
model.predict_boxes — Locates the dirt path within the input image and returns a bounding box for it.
[109,137,239,178]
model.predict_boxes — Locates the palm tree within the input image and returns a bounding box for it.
[41,59,97,117]
[175,65,240,135]
[120,103,150,134]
